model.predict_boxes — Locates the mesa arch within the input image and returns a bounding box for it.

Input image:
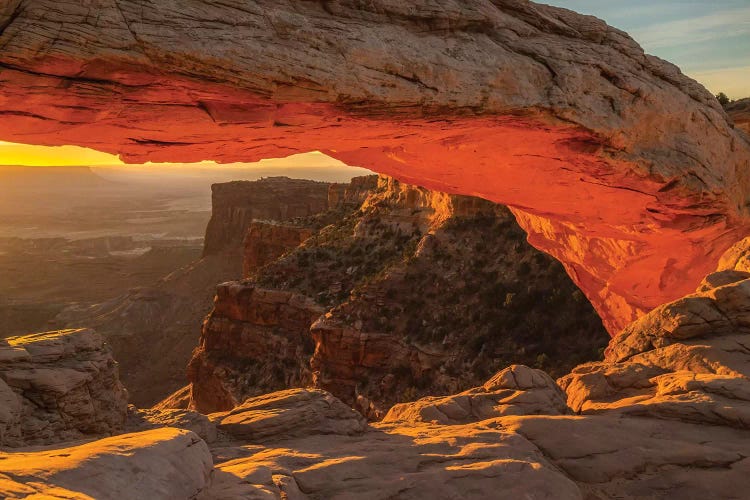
[1,0,749,334]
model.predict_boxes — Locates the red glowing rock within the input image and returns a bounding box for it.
[1,0,748,333]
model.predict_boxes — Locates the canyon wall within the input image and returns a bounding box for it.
[203,177,330,256]
[1,1,748,333]
[242,222,314,277]
[188,175,608,417]
[187,284,324,412]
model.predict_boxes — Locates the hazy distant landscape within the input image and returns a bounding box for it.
[0,162,369,336]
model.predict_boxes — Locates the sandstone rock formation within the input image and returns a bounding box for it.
[128,406,218,444]
[0,328,128,447]
[203,177,330,256]
[213,388,367,441]
[383,365,570,424]
[1,1,748,333]
[327,175,379,209]
[188,175,608,416]
[558,255,750,429]
[187,283,325,413]
[728,98,750,135]
[0,428,213,500]
[242,221,314,277]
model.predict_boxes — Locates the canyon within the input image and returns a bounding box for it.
[1,1,750,499]
[187,175,607,419]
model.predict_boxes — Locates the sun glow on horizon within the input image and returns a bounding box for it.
[0,141,126,167]
[0,141,347,169]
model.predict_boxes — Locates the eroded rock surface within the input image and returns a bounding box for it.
[559,258,750,429]
[242,222,314,277]
[196,387,580,500]
[728,98,750,135]
[187,284,325,413]
[189,175,608,418]
[384,365,570,424]
[0,328,128,447]
[128,406,218,444]
[1,1,749,333]
[213,388,367,441]
[0,428,213,500]
[204,177,330,257]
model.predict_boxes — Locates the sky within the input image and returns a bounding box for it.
[550,0,750,99]
[1,1,748,167]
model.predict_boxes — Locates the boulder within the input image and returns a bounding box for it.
[384,365,570,424]
[213,388,367,441]
[0,329,128,447]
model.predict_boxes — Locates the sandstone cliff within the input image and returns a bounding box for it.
[187,175,609,416]
[1,0,749,334]
[203,177,330,256]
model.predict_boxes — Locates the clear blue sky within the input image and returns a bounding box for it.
[548,1,750,99]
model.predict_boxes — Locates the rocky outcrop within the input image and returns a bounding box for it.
[0,428,213,500]
[0,328,128,447]
[58,176,337,407]
[213,388,367,441]
[728,98,750,135]
[128,407,218,444]
[199,389,581,500]
[187,283,325,413]
[1,1,749,334]
[383,365,570,424]
[558,264,750,429]
[203,177,330,256]
[242,222,314,277]
[191,175,608,418]
[327,175,379,209]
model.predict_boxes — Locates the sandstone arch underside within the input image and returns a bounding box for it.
[1,0,749,334]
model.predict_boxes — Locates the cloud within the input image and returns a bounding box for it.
[629,6,750,49]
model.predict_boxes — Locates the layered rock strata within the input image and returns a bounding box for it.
[187,284,325,413]
[58,176,335,406]
[1,1,749,333]
[204,177,330,256]
[187,175,608,416]
[0,328,128,447]
[242,222,314,277]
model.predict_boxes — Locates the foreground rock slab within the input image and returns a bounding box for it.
[203,419,581,500]
[0,428,212,500]
[0,328,128,447]
[213,388,367,441]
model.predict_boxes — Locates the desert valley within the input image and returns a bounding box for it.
[1,1,750,499]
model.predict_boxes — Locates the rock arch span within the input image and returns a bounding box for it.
[1,0,749,333]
